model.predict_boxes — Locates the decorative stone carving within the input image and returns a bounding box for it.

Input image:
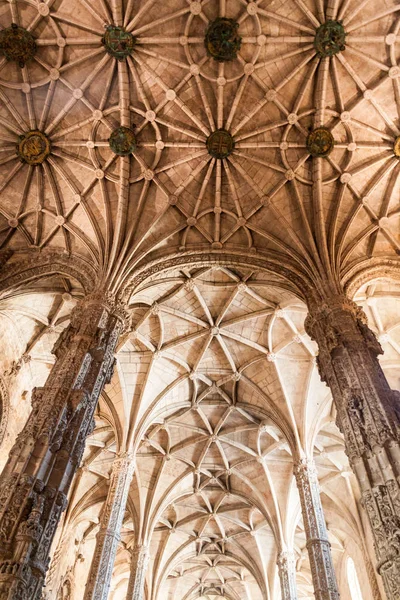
[109,127,137,156]
[306,128,335,158]
[0,24,37,68]
[0,293,126,600]
[16,131,51,165]
[0,376,9,447]
[277,550,298,600]
[314,21,346,58]
[305,293,400,599]
[126,545,150,600]
[84,452,135,600]
[206,130,235,159]
[294,459,340,600]
[101,26,136,61]
[204,18,242,62]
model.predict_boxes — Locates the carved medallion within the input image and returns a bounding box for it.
[17,131,51,165]
[204,18,242,62]
[109,126,137,156]
[206,129,235,159]
[314,20,346,58]
[101,26,136,61]
[306,127,335,157]
[0,24,37,68]
[394,136,400,157]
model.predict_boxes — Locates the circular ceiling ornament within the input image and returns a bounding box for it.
[394,136,400,157]
[0,24,37,68]
[101,25,136,61]
[109,126,137,156]
[204,18,242,62]
[17,131,51,165]
[314,20,346,58]
[206,129,235,159]
[306,127,335,157]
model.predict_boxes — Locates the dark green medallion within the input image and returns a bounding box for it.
[102,26,136,61]
[314,20,346,58]
[109,126,137,156]
[0,24,37,68]
[204,18,242,62]
[306,128,335,157]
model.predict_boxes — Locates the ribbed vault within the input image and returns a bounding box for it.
[1,0,400,598]
[0,0,399,294]
[6,267,398,600]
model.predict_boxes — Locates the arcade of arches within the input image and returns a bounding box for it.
[0,1,399,599]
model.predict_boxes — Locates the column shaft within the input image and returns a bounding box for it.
[305,294,400,598]
[0,293,125,600]
[277,551,298,600]
[126,545,149,600]
[84,453,134,600]
[294,459,340,600]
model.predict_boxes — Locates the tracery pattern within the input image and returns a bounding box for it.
[0,0,398,291]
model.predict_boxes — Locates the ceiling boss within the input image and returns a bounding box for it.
[101,25,136,61]
[16,131,51,166]
[0,23,37,68]
[204,17,242,62]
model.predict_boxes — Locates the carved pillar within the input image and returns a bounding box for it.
[294,459,340,600]
[0,293,125,600]
[305,294,400,599]
[277,550,298,600]
[84,452,134,600]
[126,545,149,600]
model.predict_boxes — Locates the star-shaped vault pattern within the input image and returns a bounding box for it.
[1,1,400,599]
[0,0,399,293]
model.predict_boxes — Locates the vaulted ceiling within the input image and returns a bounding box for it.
[0,0,399,296]
[1,1,400,599]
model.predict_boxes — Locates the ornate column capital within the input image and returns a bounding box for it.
[277,550,298,600]
[294,458,319,485]
[304,295,382,357]
[130,544,150,561]
[111,451,135,476]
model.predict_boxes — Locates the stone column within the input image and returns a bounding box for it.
[277,550,298,600]
[305,294,400,599]
[0,293,125,600]
[294,459,340,600]
[126,545,149,600]
[84,452,134,600]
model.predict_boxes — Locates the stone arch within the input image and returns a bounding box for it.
[0,250,97,296]
[343,257,400,299]
[118,249,313,303]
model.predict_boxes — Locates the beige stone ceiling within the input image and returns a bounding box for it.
[0,0,399,295]
[1,0,400,599]
[29,270,399,600]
